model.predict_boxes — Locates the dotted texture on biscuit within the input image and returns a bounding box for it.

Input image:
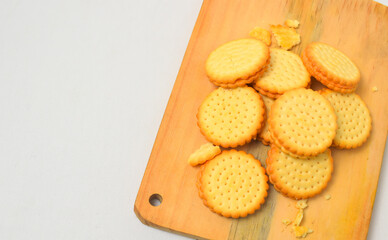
[188,143,221,166]
[320,89,372,149]
[269,88,337,157]
[266,146,333,199]
[205,39,269,85]
[197,87,265,148]
[302,42,360,88]
[253,48,310,95]
[197,150,269,218]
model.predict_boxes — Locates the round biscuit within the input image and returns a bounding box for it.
[253,48,310,95]
[303,55,358,93]
[266,146,333,199]
[268,88,337,157]
[320,89,372,149]
[197,150,269,218]
[302,42,360,90]
[205,39,269,86]
[197,87,265,148]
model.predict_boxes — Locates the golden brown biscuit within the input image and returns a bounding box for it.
[320,89,372,149]
[268,88,337,157]
[266,146,333,199]
[253,48,310,97]
[197,87,265,148]
[301,42,360,92]
[205,39,269,87]
[197,150,269,218]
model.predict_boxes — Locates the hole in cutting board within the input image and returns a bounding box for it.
[149,194,163,207]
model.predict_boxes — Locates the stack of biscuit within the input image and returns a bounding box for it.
[188,35,372,218]
[205,39,270,88]
[195,38,271,218]
[266,88,337,198]
[266,42,371,199]
[301,42,360,93]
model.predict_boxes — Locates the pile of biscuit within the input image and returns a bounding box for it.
[188,24,372,221]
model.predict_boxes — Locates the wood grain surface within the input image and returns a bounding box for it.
[134,0,388,239]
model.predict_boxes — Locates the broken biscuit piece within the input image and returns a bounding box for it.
[188,143,221,166]
[270,25,300,50]
[325,194,331,200]
[283,199,313,238]
[249,27,272,46]
[285,19,300,28]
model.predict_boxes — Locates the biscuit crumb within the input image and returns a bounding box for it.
[325,194,331,200]
[270,25,300,50]
[285,19,300,28]
[372,86,378,92]
[296,199,308,209]
[283,200,313,238]
[282,219,292,225]
[249,27,271,46]
[293,209,304,226]
[293,226,313,238]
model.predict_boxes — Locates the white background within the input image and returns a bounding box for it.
[0,0,387,239]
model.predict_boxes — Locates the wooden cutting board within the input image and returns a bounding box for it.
[134,0,388,239]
